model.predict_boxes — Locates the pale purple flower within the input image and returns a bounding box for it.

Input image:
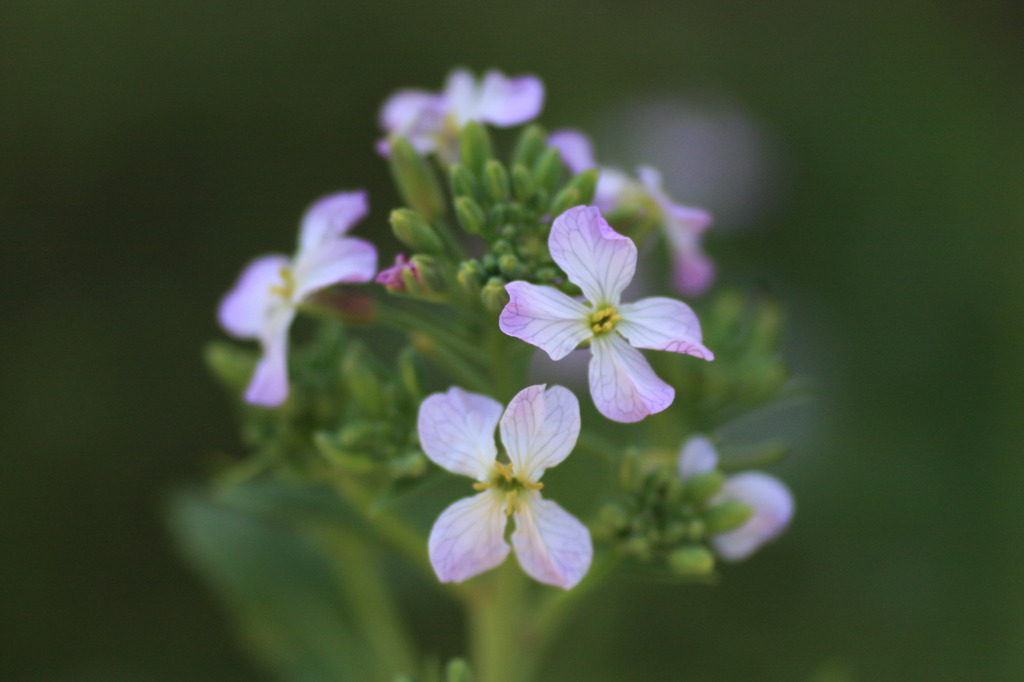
[378,68,544,157]
[418,384,592,589]
[678,436,794,561]
[499,206,713,423]
[548,129,715,296]
[218,191,378,406]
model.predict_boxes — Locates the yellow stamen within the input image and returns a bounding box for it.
[524,481,544,490]
[494,461,515,483]
[268,266,295,299]
[472,481,495,490]
[589,306,621,334]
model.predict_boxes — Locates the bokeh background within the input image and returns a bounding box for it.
[3,1,1023,680]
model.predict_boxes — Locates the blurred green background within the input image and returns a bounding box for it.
[3,1,1022,680]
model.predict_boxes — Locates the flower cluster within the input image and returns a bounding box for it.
[212,68,794,596]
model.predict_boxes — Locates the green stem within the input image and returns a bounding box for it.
[319,528,419,677]
[469,561,531,682]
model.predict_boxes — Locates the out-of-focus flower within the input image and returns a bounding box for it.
[378,68,544,157]
[678,436,794,561]
[549,130,714,296]
[418,385,592,589]
[218,192,378,406]
[499,206,713,423]
[375,254,416,292]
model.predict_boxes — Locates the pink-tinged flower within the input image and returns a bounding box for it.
[548,129,715,296]
[678,436,794,561]
[499,206,713,423]
[375,253,416,292]
[218,191,378,406]
[418,385,592,589]
[378,68,544,157]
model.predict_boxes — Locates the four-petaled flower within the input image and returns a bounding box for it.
[418,384,593,589]
[378,68,544,158]
[678,436,794,561]
[218,191,378,406]
[499,206,714,423]
[548,129,715,296]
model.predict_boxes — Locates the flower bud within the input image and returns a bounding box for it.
[535,266,556,283]
[459,121,492,177]
[703,500,754,535]
[684,470,726,507]
[598,503,630,532]
[498,254,526,279]
[449,163,478,201]
[408,254,446,295]
[481,276,509,311]
[390,208,443,255]
[457,260,485,295]
[549,186,580,218]
[483,159,511,202]
[512,124,547,168]
[532,147,564,195]
[388,450,428,478]
[511,163,535,202]
[445,657,474,682]
[342,341,386,417]
[564,168,600,205]
[204,341,256,393]
[454,196,487,236]
[668,545,716,576]
[387,137,445,220]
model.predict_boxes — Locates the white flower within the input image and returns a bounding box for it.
[378,68,544,157]
[417,384,592,589]
[499,206,713,423]
[678,436,794,561]
[218,192,377,406]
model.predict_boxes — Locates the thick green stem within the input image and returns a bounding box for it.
[469,561,533,682]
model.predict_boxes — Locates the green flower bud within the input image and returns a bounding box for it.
[532,147,564,195]
[662,521,688,544]
[483,159,511,202]
[565,168,600,205]
[687,519,706,540]
[480,253,498,272]
[449,163,478,201]
[668,545,716,576]
[703,500,754,535]
[498,254,525,279]
[622,535,651,560]
[511,163,535,202]
[599,503,630,532]
[499,224,518,240]
[390,208,443,255]
[409,254,446,294]
[684,470,726,507]
[457,260,485,295]
[480,276,509,311]
[342,341,386,417]
[397,346,423,402]
[487,204,506,228]
[454,196,487,236]
[549,186,580,218]
[389,450,428,478]
[491,239,514,255]
[204,341,257,393]
[512,124,547,168]
[459,121,492,177]
[535,266,556,283]
[387,137,445,219]
[445,657,474,682]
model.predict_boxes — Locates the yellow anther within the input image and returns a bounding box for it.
[524,481,544,491]
[494,461,515,482]
[472,481,495,490]
[589,306,621,335]
[268,266,295,299]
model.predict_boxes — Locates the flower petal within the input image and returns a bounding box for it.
[677,435,720,480]
[243,305,295,406]
[429,492,510,583]
[712,473,794,562]
[592,167,633,213]
[548,206,636,307]
[499,281,592,361]
[476,71,544,127]
[297,191,369,255]
[442,68,479,125]
[512,492,592,589]
[548,129,596,174]
[292,237,378,301]
[672,249,716,297]
[218,255,291,339]
[378,89,445,155]
[616,297,714,360]
[417,387,503,480]
[500,384,580,482]
[588,333,674,422]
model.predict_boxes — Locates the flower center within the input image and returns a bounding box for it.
[589,306,621,335]
[473,461,544,515]
[268,266,295,300]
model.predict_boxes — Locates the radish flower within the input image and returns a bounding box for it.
[678,436,794,561]
[418,384,592,589]
[218,191,378,406]
[378,68,544,156]
[499,206,713,423]
[549,129,715,296]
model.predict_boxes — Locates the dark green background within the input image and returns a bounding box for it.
[3,1,1022,680]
